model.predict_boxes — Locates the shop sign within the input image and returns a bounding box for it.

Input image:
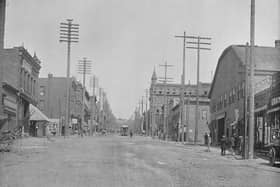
[4,97,17,110]
[72,118,78,124]
[271,96,280,106]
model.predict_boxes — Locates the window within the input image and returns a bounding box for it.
[241,82,245,98]
[229,91,232,104]
[224,93,227,107]
[39,100,45,110]
[39,86,45,96]
[204,91,208,95]
[201,110,207,120]
[232,88,235,103]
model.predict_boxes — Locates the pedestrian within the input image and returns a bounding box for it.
[239,136,243,155]
[220,135,226,156]
[207,133,211,152]
[204,132,208,145]
[230,136,235,155]
[130,130,133,138]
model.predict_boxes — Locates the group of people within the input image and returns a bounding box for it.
[205,132,244,156]
[220,135,243,156]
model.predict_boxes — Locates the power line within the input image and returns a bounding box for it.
[186,35,211,144]
[159,61,174,140]
[59,19,79,137]
[77,57,92,136]
[175,31,187,143]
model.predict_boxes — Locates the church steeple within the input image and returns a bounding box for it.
[151,67,157,84]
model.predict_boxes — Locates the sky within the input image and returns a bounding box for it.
[4,0,279,119]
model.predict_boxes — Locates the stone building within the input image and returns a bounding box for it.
[149,68,211,140]
[208,43,280,145]
[0,47,41,133]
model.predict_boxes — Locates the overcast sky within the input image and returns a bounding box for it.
[4,0,279,119]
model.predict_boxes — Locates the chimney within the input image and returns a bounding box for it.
[0,0,6,49]
[48,73,53,78]
[276,0,280,49]
[275,40,280,49]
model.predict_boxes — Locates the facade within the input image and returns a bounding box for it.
[168,96,210,142]
[266,72,280,146]
[209,43,280,145]
[149,68,211,140]
[0,47,41,133]
[38,74,90,134]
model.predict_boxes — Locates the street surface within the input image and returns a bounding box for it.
[0,135,279,187]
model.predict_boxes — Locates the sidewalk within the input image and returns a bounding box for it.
[149,136,270,166]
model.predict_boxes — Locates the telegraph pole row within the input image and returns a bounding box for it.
[59,19,79,137]
[77,57,92,133]
[90,76,96,135]
[186,35,211,144]
[159,61,174,140]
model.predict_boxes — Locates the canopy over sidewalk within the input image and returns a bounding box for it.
[30,104,50,122]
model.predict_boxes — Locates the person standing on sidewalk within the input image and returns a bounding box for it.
[207,133,211,152]
[221,135,226,156]
[230,136,235,155]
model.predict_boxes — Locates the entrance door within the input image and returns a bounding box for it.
[218,118,225,143]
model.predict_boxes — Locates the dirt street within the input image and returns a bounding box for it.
[0,135,279,187]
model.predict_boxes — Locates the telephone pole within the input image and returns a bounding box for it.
[77,57,92,130]
[249,0,255,159]
[59,19,79,137]
[186,35,211,144]
[175,31,187,143]
[159,61,173,140]
[244,42,249,159]
[145,89,149,136]
[90,76,96,134]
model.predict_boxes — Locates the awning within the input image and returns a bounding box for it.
[0,114,8,120]
[255,105,267,113]
[216,112,225,120]
[267,106,280,114]
[30,104,50,122]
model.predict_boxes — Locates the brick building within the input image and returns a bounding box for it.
[149,68,211,140]
[38,74,90,133]
[167,95,210,142]
[208,43,280,145]
[0,47,41,132]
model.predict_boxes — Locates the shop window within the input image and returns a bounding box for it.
[224,94,227,107]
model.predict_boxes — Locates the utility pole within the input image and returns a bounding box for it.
[77,57,92,130]
[159,61,173,140]
[99,88,103,130]
[145,89,149,136]
[186,35,211,144]
[175,31,187,143]
[249,0,255,159]
[59,19,79,137]
[0,0,6,49]
[244,42,249,159]
[90,76,96,135]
